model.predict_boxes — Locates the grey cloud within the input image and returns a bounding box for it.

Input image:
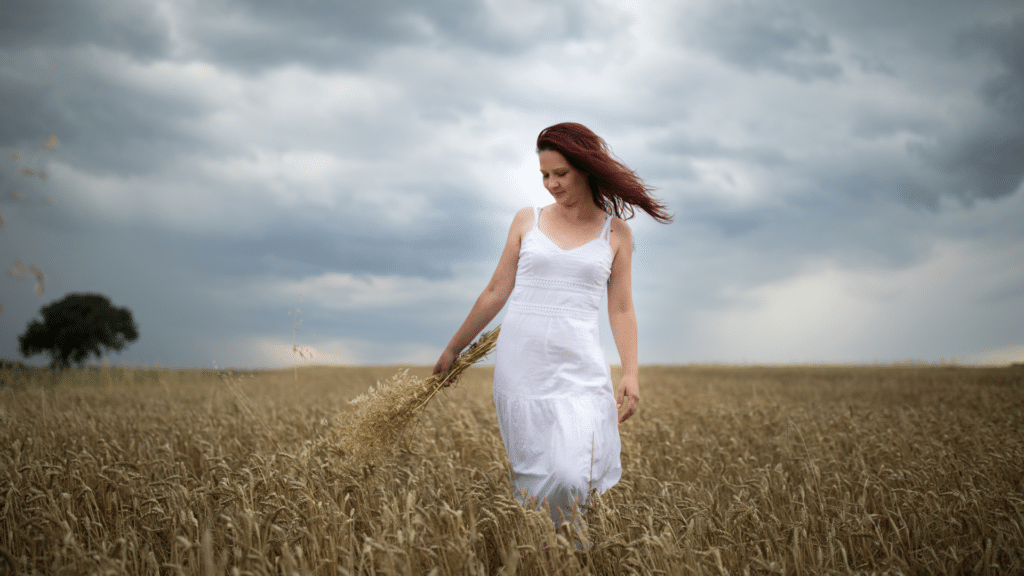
[0,53,213,177]
[910,131,1024,205]
[967,16,1024,79]
[45,176,498,281]
[788,0,1019,57]
[677,1,1024,207]
[181,0,613,73]
[685,2,1024,209]
[0,201,494,366]
[899,17,1024,206]
[0,0,171,59]
[685,3,843,81]
[652,139,967,286]
[850,110,937,141]
[980,72,1024,117]
[651,134,789,167]
[837,4,1024,206]
[180,216,495,281]
[686,196,931,280]
[4,0,1023,367]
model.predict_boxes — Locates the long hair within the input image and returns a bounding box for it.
[536,122,672,223]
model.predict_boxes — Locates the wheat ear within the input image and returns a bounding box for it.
[304,326,500,464]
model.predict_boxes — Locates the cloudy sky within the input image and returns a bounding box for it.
[2,0,1022,368]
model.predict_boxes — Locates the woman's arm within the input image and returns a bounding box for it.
[607,218,640,423]
[432,207,531,383]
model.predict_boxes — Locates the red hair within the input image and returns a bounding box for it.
[537,122,672,223]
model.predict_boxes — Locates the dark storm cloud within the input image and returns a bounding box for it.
[0,0,171,58]
[163,208,495,281]
[897,16,1024,207]
[181,0,611,73]
[0,48,215,179]
[908,130,1024,205]
[969,15,1024,79]
[672,1,1024,211]
[819,2,1024,206]
[684,2,843,81]
[16,159,499,281]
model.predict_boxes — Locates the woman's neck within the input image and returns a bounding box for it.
[547,199,604,224]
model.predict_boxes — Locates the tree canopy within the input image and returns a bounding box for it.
[19,293,139,369]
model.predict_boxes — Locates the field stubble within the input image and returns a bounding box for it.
[1,364,1022,575]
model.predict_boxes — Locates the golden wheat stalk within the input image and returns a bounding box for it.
[305,326,500,464]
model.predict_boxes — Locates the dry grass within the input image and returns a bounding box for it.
[308,327,500,464]
[1,363,1022,575]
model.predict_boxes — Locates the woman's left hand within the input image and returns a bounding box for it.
[616,374,640,423]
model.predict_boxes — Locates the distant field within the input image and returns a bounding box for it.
[1,364,1022,575]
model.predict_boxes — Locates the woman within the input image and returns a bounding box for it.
[433,122,671,526]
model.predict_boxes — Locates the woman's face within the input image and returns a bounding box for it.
[539,149,589,205]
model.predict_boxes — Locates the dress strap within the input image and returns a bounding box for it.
[533,206,541,230]
[601,213,613,242]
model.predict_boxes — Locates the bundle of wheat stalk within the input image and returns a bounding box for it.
[304,326,500,464]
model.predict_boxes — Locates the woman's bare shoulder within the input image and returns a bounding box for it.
[504,206,535,239]
[514,206,534,220]
[609,216,632,236]
[609,216,633,254]
[511,206,535,227]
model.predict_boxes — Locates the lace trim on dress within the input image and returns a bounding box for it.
[515,276,604,295]
[508,301,599,320]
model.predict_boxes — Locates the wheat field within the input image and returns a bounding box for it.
[1,363,1022,575]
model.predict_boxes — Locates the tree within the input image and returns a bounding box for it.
[19,293,139,369]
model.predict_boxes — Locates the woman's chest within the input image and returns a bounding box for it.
[518,233,613,285]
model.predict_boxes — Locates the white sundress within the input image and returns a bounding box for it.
[493,206,623,526]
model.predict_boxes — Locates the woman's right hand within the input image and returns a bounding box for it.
[432,348,458,387]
